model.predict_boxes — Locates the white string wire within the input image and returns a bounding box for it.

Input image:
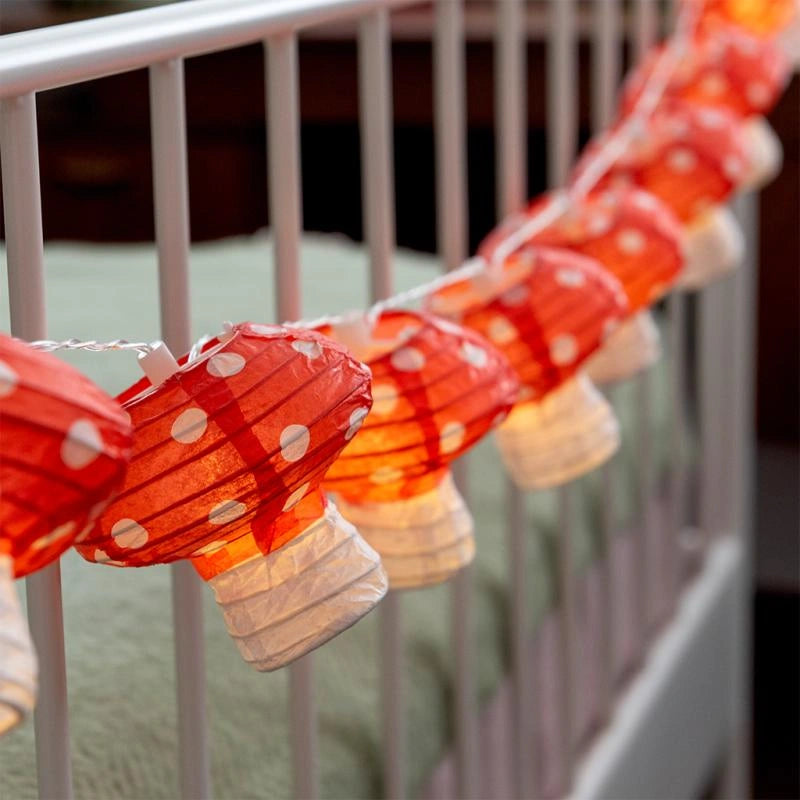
[21,0,700,358]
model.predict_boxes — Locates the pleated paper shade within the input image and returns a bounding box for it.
[573,101,750,289]
[0,333,132,735]
[320,311,519,589]
[428,246,628,490]
[76,323,388,671]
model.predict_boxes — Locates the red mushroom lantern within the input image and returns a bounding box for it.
[573,101,750,289]
[686,0,798,40]
[622,25,791,189]
[427,247,628,490]
[318,311,519,589]
[479,186,685,384]
[0,333,132,735]
[76,323,388,672]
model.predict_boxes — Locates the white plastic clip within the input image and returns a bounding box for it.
[138,341,180,387]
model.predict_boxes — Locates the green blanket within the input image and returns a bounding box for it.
[0,234,674,799]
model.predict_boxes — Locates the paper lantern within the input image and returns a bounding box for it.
[622,26,790,189]
[573,101,749,289]
[0,333,132,735]
[428,246,628,490]
[76,323,388,671]
[687,0,798,39]
[479,186,685,384]
[319,311,519,589]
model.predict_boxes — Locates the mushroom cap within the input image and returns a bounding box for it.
[571,100,751,222]
[479,187,685,312]
[320,311,520,503]
[688,0,798,38]
[622,26,790,119]
[76,323,372,572]
[0,333,132,578]
[427,246,629,404]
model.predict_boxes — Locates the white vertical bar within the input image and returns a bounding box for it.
[547,0,579,790]
[433,3,478,798]
[547,0,578,187]
[495,1,532,797]
[149,59,212,800]
[591,0,621,135]
[635,367,656,638]
[266,35,318,800]
[633,0,659,64]
[0,92,74,800]
[591,0,622,729]
[357,11,404,799]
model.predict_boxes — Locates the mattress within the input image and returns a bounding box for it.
[0,232,679,799]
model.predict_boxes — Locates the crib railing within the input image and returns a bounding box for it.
[0,1,758,798]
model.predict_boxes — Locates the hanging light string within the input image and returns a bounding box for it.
[25,1,700,359]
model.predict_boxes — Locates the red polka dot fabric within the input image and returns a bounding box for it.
[684,0,797,38]
[75,323,372,581]
[320,311,520,503]
[427,246,628,403]
[572,100,750,222]
[0,334,132,578]
[622,26,790,120]
[479,187,685,312]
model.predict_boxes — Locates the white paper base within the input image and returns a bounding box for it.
[680,205,744,291]
[334,472,475,590]
[495,374,620,490]
[209,504,387,671]
[739,116,783,191]
[585,311,661,386]
[0,555,37,737]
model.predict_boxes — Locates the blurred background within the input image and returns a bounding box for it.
[0,1,797,796]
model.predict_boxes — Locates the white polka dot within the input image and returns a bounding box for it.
[549,334,578,365]
[396,325,421,342]
[632,192,659,211]
[61,419,103,470]
[280,424,310,462]
[292,339,323,359]
[433,318,466,337]
[603,317,620,341]
[371,382,399,415]
[0,360,18,397]
[111,518,149,549]
[586,214,613,236]
[724,157,744,181]
[31,521,76,551]
[192,539,227,557]
[515,249,538,268]
[93,548,124,567]
[282,482,310,512]
[697,108,726,129]
[369,465,404,485]
[667,117,691,139]
[249,324,282,337]
[746,82,770,108]
[699,72,729,96]
[171,407,208,444]
[668,148,698,173]
[616,228,647,255]
[207,352,245,378]
[500,285,529,306]
[208,500,246,525]
[460,341,488,368]
[345,407,369,440]
[555,268,586,287]
[487,316,517,345]
[439,421,465,455]
[391,347,426,372]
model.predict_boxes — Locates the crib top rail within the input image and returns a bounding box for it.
[0,0,420,100]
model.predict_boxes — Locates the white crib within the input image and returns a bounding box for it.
[0,1,761,798]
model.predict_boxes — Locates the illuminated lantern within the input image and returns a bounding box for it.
[319,311,519,589]
[686,0,798,39]
[622,26,791,189]
[76,323,388,672]
[428,247,628,490]
[0,333,132,734]
[479,186,685,384]
[573,101,750,289]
